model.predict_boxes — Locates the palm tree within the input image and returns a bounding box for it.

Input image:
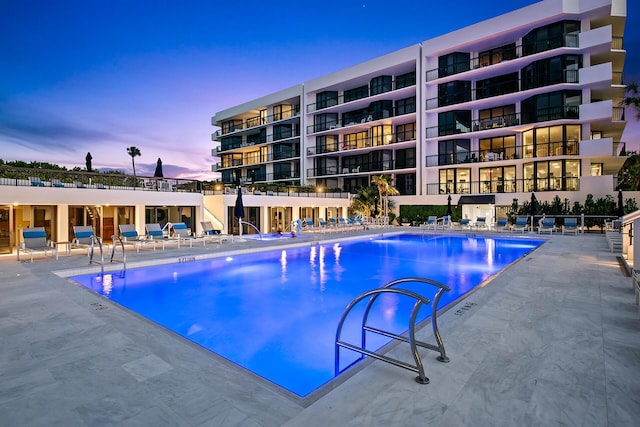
[623,81,640,119]
[126,146,141,184]
[371,175,400,217]
[350,186,378,217]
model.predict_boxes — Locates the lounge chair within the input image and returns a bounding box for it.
[145,223,178,250]
[171,222,205,247]
[493,217,509,232]
[475,217,488,230]
[318,218,328,229]
[118,224,155,252]
[29,177,45,187]
[303,218,315,231]
[538,217,556,234]
[456,218,471,229]
[420,215,438,230]
[17,227,57,262]
[511,217,529,233]
[562,218,579,235]
[437,216,452,230]
[200,221,232,243]
[72,225,99,255]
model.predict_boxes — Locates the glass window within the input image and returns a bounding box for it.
[438,52,470,77]
[370,75,392,95]
[395,122,416,142]
[395,97,416,115]
[395,71,416,89]
[439,168,470,194]
[438,111,471,136]
[439,139,470,165]
[438,81,471,106]
[344,85,368,103]
[316,91,338,110]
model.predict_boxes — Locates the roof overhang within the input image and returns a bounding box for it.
[457,195,496,205]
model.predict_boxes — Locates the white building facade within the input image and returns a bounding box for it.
[212,0,628,222]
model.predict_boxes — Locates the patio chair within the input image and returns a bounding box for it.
[493,217,509,232]
[29,177,45,187]
[118,224,155,252]
[171,222,205,247]
[437,215,452,230]
[456,218,471,230]
[420,215,438,230]
[538,217,557,234]
[475,217,488,230]
[562,218,579,235]
[72,225,99,256]
[200,221,232,243]
[145,223,179,250]
[17,227,57,262]
[511,217,529,233]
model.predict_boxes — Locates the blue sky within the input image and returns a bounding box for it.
[1,0,638,180]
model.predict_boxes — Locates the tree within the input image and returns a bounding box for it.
[371,175,400,218]
[350,186,378,217]
[623,81,640,119]
[126,146,141,183]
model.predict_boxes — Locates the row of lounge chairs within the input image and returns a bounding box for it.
[418,216,582,235]
[17,221,232,262]
[297,216,368,233]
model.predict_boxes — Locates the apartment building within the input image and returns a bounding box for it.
[211,0,628,221]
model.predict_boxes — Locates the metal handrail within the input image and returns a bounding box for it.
[335,277,451,385]
[88,235,105,274]
[109,235,127,269]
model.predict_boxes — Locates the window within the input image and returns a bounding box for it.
[438,81,471,106]
[438,52,470,77]
[273,124,292,141]
[343,131,368,149]
[395,173,416,195]
[438,139,470,165]
[343,108,368,125]
[316,91,338,109]
[395,148,416,169]
[522,20,580,56]
[476,73,518,99]
[220,136,242,151]
[273,104,293,121]
[395,97,416,115]
[523,159,581,191]
[369,125,393,147]
[521,90,581,123]
[368,100,393,120]
[396,71,416,89]
[222,119,242,134]
[478,105,517,129]
[344,85,369,103]
[478,43,517,67]
[314,113,338,132]
[479,166,516,193]
[395,122,416,142]
[439,168,470,194]
[246,129,266,145]
[438,110,471,136]
[523,124,581,157]
[478,135,516,160]
[370,75,392,95]
[521,55,582,90]
[315,135,338,154]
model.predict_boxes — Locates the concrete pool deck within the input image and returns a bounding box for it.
[1,230,639,426]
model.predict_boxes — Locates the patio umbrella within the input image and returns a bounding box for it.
[234,171,244,235]
[85,152,92,172]
[618,189,624,217]
[154,158,164,178]
[530,193,537,227]
[446,194,453,217]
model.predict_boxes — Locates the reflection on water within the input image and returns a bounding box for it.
[71,234,543,397]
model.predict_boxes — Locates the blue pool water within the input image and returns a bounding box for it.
[71,234,542,396]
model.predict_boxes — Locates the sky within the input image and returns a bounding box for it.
[1,0,639,180]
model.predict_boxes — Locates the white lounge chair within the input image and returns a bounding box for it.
[145,223,179,250]
[118,224,155,252]
[562,218,579,235]
[420,216,438,230]
[200,221,232,243]
[538,217,556,234]
[17,227,57,262]
[72,225,99,256]
[511,217,529,233]
[475,217,488,230]
[494,217,509,232]
[171,222,205,247]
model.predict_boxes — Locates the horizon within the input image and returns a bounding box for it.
[1,0,639,180]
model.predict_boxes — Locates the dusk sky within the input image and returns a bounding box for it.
[1,0,639,180]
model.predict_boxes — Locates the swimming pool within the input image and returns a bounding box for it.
[70,233,543,397]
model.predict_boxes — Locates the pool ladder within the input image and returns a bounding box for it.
[335,277,450,384]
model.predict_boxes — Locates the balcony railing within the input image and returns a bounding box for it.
[217,151,300,170]
[426,70,579,109]
[306,159,416,178]
[215,105,301,138]
[306,79,416,113]
[426,34,579,81]
[217,129,301,153]
[306,106,416,135]
[426,176,580,195]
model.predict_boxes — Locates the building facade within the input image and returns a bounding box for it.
[212,0,628,222]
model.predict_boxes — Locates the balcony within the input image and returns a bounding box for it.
[215,106,301,138]
[217,129,301,153]
[306,79,416,113]
[306,105,416,135]
[306,158,415,178]
[426,176,580,195]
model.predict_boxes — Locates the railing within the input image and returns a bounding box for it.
[217,129,301,152]
[426,176,580,195]
[306,106,416,135]
[214,106,301,138]
[426,71,579,109]
[335,277,450,385]
[425,34,579,81]
[307,159,417,178]
[306,79,416,113]
[0,166,203,193]
[215,151,301,171]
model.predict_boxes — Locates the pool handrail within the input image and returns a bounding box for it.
[335,277,451,385]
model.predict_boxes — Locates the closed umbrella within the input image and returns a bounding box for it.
[154,158,164,178]
[446,194,453,217]
[530,193,537,230]
[618,189,624,217]
[234,171,244,235]
[85,152,92,172]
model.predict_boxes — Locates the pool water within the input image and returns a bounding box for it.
[71,234,542,397]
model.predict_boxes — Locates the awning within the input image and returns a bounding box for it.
[457,195,495,205]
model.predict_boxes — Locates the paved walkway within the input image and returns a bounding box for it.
[1,230,639,426]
